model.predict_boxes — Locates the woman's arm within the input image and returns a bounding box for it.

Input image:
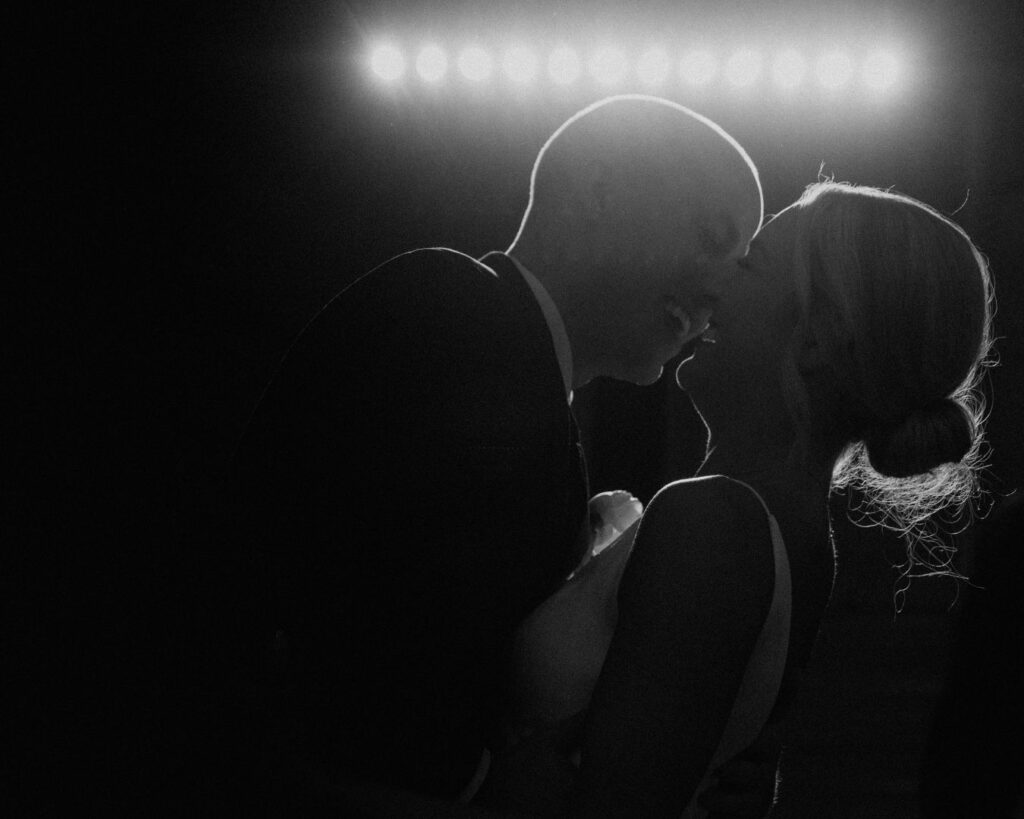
[569,476,776,818]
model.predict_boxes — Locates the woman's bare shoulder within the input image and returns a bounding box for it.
[626,475,776,609]
[643,475,771,540]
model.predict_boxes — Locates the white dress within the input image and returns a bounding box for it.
[508,478,792,817]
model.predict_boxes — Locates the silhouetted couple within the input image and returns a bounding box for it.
[220,95,993,817]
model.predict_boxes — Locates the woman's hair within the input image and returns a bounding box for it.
[779,181,995,582]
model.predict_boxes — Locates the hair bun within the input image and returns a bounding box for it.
[865,398,975,478]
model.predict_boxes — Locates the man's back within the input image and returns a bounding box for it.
[217,248,589,800]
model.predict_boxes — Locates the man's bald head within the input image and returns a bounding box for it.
[512,95,763,267]
[508,95,763,387]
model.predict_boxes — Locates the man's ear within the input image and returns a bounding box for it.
[578,159,613,219]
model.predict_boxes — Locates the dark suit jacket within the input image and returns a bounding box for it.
[219,248,589,801]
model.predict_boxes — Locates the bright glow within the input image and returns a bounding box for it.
[724,49,762,87]
[503,46,539,84]
[548,45,581,85]
[637,47,671,86]
[416,44,448,83]
[816,50,854,89]
[370,36,911,103]
[771,49,806,90]
[679,49,718,86]
[458,46,493,82]
[862,50,902,91]
[589,47,629,86]
[369,43,406,83]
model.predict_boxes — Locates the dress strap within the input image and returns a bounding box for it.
[682,474,793,818]
[716,477,791,624]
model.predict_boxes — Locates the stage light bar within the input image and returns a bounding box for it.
[370,43,405,83]
[816,50,854,90]
[771,49,806,90]
[415,44,448,84]
[724,49,762,88]
[679,49,718,87]
[366,41,911,99]
[458,46,493,83]
[504,46,539,84]
[548,45,581,86]
[589,47,629,86]
[862,50,902,92]
[637,47,671,87]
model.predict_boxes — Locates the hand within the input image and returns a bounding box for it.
[696,733,782,818]
[587,491,643,559]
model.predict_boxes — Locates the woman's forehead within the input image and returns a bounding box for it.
[756,206,800,250]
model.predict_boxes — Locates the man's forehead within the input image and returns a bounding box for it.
[683,182,762,257]
[693,211,742,260]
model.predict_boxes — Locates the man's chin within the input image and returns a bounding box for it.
[634,359,671,386]
[597,352,674,386]
[602,363,663,387]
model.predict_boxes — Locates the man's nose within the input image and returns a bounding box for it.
[693,259,731,301]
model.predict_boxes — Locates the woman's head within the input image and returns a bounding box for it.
[795,184,993,577]
[686,180,994,574]
[778,182,992,465]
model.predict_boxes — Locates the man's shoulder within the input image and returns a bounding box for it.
[345,247,502,303]
[326,247,533,347]
[376,246,494,273]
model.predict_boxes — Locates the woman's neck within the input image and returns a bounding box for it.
[696,427,834,513]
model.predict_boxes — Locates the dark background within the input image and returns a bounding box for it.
[9,1,1023,814]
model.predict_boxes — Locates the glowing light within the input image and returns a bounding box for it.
[503,46,539,84]
[862,50,901,91]
[771,49,806,90]
[369,34,912,104]
[636,47,671,86]
[548,45,581,85]
[458,46,493,82]
[369,43,406,83]
[415,44,448,83]
[679,49,718,86]
[589,47,629,86]
[816,50,854,90]
[724,49,762,88]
